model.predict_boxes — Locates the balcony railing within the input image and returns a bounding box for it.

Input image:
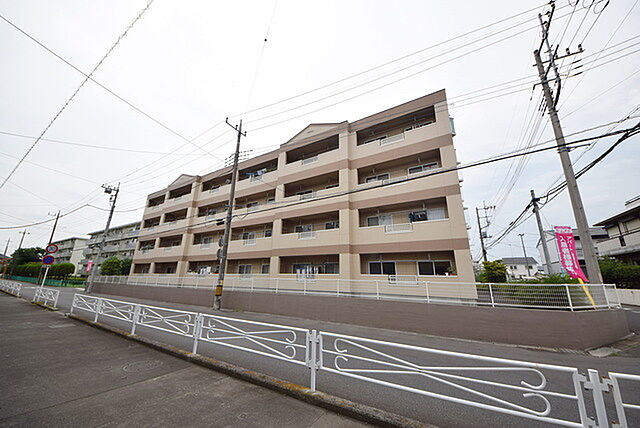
[299,192,315,201]
[384,223,414,234]
[300,155,318,165]
[379,133,404,146]
[243,238,257,246]
[298,231,317,240]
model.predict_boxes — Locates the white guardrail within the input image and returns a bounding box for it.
[93,275,621,311]
[70,294,638,427]
[33,287,60,308]
[0,279,22,296]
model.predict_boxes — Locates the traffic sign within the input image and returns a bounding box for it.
[42,255,55,265]
[46,244,59,254]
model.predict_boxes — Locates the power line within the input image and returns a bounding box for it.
[0,0,155,191]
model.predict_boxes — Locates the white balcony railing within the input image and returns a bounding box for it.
[298,231,317,240]
[299,192,315,201]
[379,133,404,146]
[200,243,211,249]
[384,223,414,234]
[243,238,257,246]
[301,155,318,165]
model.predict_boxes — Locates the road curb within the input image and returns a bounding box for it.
[67,312,432,428]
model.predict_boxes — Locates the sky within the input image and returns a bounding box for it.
[0,0,639,262]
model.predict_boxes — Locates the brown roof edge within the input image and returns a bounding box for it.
[350,89,447,133]
[594,204,640,226]
[281,121,349,152]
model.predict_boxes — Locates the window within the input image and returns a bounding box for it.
[427,207,446,220]
[324,263,339,274]
[292,263,338,275]
[365,173,390,183]
[369,261,396,275]
[242,232,256,240]
[264,229,272,238]
[325,221,339,230]
[294,224,313,233]
[296,190,313,197]
[326,183,339,189]
[267,197,275,204]
[364,135,387,145]
[261,264,270,274]
[418,260,452,276]
[246,201,258,208]
[238,265,252,275]
[408,211,428,222]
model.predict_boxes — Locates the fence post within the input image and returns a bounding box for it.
[488,284,495,307]
[251,278,254,292]
[275,278,279,294]
[376,281,380,300]
[425,281,430,303]
[336,279,340,297]
[584,369,609,428]
[53,290,59,308]
[94,299,102,323]
[192,314,203,354]
[131,305,141,335]
[308,330,319,391]
[70,294,77,314]
[602,285,611,309]
[565,285,574,311]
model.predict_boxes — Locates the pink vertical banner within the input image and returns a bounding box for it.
[85,260,93,273]
[554,226,589,282]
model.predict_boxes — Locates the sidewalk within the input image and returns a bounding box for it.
[0,293,367,427]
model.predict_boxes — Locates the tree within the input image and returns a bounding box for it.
[9,247,45,269]
[100,257,123,276]
[120,258,132,275]
[479,260,507,283]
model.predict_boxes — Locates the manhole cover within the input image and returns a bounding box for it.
[122,360,163,373]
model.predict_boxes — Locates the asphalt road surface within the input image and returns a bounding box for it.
[9,284,640,427]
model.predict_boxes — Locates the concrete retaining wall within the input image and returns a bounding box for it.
[617,289,640,306]
[92,282,630,350]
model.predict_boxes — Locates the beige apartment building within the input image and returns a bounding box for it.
[131,90,474,296]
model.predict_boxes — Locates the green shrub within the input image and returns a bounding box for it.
[100,257,123,276]
[599,258,640,288]
[478,261,507,283]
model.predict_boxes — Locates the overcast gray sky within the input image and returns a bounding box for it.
[1,0,639,262]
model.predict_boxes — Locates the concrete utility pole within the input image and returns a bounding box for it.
[475,202,494,263]
[87,183,120,292]
[2,238,10,277]
[214,118,246,310]
[9,229,29,277]
[531,190,553,275]
[534,3,603,282]
[518,233,532,277]
[38,211,60,284]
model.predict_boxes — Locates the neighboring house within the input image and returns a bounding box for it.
[501,257,539,280]
[594,195,640,265]
[131,90,475,296]
[50,237,88,275]
[80,222,140,275]
[536,227,608,274]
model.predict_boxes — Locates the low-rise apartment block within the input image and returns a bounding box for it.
[594,195,640,265]
[536,227,608,274]
[131,90,474,297]
[80,222,140,274]
[50,237,88,275]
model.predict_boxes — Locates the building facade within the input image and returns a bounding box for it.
[501,257,539,280]
[80,222,140,274]
[594,195,640,265]
[536,227,608,274]
[131,90,474,297]
[50,237,88,275]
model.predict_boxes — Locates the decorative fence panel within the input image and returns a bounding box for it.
[32,287,60,308]
[69,294,638,427]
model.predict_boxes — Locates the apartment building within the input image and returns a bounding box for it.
[50,237,88,275]
[131,90,474,297]
[501,257,539,280]
[80,221,140,274]
[594,195,640,265]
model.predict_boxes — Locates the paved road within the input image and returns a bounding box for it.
[0,292,367,428]
[11,284,640,427]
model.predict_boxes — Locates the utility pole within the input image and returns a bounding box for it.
[214,118,245,310]
[38,211,60,284]
[87,183,120,292]
[475,202,494,263]
[531,190,553,275]
[518,233,532,277]
[2,238,10,277]
[9,229,29,277]
[534,2,603,282]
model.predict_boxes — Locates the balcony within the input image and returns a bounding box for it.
[281,134,339,176]
[353,217,452,244]
[282,171,339,204]
[277,228,340,249]
[228,236,273,254]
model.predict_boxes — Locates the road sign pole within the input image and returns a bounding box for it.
[41,265,50,288]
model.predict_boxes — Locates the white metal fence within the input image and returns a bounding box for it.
[0,280,22,296]
[70,294,638,427]
[93,275,621,311]
[32,287,60,308]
